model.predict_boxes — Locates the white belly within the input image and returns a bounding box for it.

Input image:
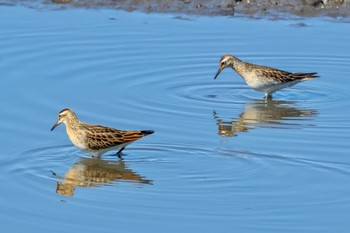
[86,142,133,157]
[241,73,301,94]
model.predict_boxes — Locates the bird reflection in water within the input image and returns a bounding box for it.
[214,99,317,137]
[55,157,152,196]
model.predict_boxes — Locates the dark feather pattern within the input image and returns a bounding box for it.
[257,68,318,83]
[82,124,152,151]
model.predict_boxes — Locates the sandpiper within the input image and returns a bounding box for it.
[214,54,318,97]
[51,108,154,157]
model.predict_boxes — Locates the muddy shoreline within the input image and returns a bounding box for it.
[1,0,349,18]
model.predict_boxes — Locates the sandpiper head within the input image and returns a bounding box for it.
[214,54,237,80]
[51,108,76,131]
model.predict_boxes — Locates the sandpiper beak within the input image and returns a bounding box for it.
[51,121,60,131]
[214,68,222,80]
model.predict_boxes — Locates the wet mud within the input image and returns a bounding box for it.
[1,0,349,18]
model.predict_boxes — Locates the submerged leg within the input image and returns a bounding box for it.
[117,147,126,158]
[264,93,272,99]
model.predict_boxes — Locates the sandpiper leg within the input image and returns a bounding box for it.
[264,93,272,99]
[117,147,126,158]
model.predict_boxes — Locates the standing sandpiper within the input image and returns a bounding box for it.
[214,54,318,97]
[51,108,154,157]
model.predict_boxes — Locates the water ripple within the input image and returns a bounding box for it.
[1,7,350,232]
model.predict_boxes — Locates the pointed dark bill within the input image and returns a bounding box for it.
[214,68,222,79]
[51,121,60,131]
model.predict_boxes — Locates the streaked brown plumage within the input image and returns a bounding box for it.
[214,54,319,97]
[51,108,154,157]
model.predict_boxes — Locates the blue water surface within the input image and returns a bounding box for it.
[0,6,350,233]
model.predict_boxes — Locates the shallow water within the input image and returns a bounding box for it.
[0,6,350,233]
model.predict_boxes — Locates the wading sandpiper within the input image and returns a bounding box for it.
[214,54,318,97]
[51,108,154,157]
